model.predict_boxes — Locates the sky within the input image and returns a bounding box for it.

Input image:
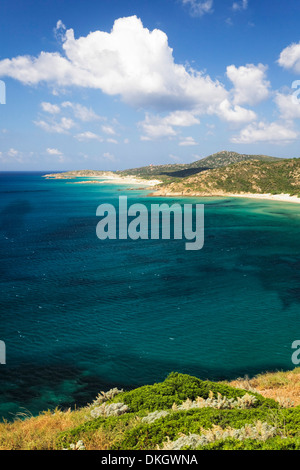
[1,0,300,170]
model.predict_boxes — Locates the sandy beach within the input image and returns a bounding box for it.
[148,189,300,204]
[226,193,300,204]
[71,175,162,186]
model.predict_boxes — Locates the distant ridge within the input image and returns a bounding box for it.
[118,151,281,179]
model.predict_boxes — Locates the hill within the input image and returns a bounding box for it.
[151,157,300,198]
[0,368,299,450]
[117,151,280,180]
[42,151,282,184]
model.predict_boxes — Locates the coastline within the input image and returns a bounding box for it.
[71,176,162,187]
[43,172,162,187]
[43,171,300,203]
[147,189,300,204]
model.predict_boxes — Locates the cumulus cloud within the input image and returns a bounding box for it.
[181,0,214,17]
[0,16,268,143]
[275,92,300,120]
[216,98,257,123]
[226,64,270,106]
[231,121,298,144]
[278,42,300,73]
[0,16,227,112]
[139,110,200,140]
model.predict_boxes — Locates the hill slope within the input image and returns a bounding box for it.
[118,151,280,179]
[152,158,300,197]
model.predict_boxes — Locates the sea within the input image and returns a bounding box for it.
[0,171,300,421]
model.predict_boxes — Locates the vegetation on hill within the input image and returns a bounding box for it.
[117,151,280,180]
[0,369,299,450]
[152,158,300,197]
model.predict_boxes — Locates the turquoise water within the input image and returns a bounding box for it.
[0,172,300,421]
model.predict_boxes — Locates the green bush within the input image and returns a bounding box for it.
[196,437,300,450]
[114,407,286,450]
[110,372,277,413]
[55,373,298,451]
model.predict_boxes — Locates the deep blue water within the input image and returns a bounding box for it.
[0,171,300,421]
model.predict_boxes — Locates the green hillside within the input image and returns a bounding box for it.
[152,158,300,197]
[118,151,280,180]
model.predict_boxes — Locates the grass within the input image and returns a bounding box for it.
[226,368,300,407]
[0,407,89,450]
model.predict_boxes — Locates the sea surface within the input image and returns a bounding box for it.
[0,171,300,421]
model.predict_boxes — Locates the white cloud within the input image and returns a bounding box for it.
[140,117,177,141]
[226,64,270,106]
[179,136,198,146]
[181,0,214,17]
[231,121,298,144]
[54,20,66,41]
[101,125,116,135]
[75,131,104,142]
[139,110,200,140]
[163,110,201,127]
[275,92,300,120]
[41,102,60,114]
[216,99,256,123]
[46,146,66,163]
[0,16,277,142]
[232,0,248,11]
[46,147,63,156]
[61,101,102,121]
[278,42,300,73]
[0,16,227,112]
[34,116,75,133]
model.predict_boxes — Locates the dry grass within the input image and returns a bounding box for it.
[225,368,300,407]
[0,407,89,450]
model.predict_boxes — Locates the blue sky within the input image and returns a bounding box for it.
[1,0,300,170]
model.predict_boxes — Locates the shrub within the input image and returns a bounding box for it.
[110,372,277,413]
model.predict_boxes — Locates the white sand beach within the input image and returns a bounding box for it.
[227,193,300,204]
[71,175,162,186]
